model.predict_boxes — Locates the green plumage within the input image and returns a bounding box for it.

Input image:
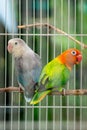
[30,58,70,104]
[39,58,70,90]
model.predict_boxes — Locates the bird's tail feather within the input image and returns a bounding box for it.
[24,95,31,102]
[24,83,38,102]
[30,89,51,105]
[24,90,34,102]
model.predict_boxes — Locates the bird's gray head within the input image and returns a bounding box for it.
[8,38,27,57]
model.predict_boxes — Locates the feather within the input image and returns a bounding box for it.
[8,38,42,102]
[30,48,82,104]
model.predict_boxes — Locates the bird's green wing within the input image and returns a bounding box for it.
[39,58,70,91]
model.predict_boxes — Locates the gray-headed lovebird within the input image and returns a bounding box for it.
[7,38,42,102]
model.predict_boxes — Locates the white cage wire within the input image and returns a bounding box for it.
[0,0,87,130]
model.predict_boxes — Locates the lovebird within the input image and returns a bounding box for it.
[7,38,42,102]
[30,48,82,104]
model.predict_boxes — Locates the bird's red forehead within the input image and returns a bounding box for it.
[67,48,81,55]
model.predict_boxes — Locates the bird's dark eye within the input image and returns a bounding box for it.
[15,42,18,45]
[71,50,76,56]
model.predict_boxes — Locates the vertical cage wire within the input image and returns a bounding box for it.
[25,1,28,130]
[73,0,76,130]
[67,1,70,130]
[18,1,21,130]
[73,43,76,130]
[0,0,87,130]
[60,0,63,130]
[4,0,7,129]
[80,0,83,130]
[32,1,35,130]
[46,0,49,130]
[53,0,56,130]
[39,1,43,130]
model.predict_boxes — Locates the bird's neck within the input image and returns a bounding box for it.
[57,56,72,71]
[13,47,25,58]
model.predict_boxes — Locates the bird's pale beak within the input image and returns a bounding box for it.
[7,44,13,53]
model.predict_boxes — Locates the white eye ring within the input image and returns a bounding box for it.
[15,42,18,45]
[71,50,76,55]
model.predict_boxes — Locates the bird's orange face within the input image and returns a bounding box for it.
[58,48,82,70]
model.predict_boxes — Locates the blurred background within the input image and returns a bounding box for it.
[0,0,87,130]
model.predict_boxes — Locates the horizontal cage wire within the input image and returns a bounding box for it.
[0,0,87,130]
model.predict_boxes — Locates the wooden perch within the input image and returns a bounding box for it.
[0,87,87,96]
[0,87,23,93]
[18,23,87,49]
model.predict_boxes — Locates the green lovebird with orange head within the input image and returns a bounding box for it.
[30,48,82,105]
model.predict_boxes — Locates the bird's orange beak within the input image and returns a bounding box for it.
[7,44,13,53]
[76,54,82,64]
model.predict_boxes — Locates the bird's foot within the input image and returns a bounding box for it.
[52,87,66,96]
[19,87,23,92]
[62,88,66,96]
